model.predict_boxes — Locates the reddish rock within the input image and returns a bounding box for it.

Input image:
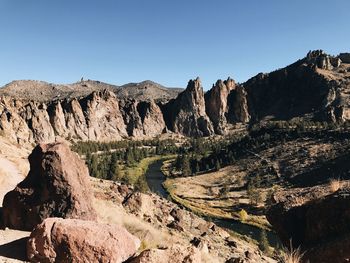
[27,218,140,263]
[2,142,97,231]
[129,244,201,263]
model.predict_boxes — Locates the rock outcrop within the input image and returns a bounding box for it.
[267,184,350,263]
[162,77,214,137]
[129,244,201,263]
[244,50,350,122]
[2,142,97,231]
[339,53,350,63]
[80,90,128,140]
[137,100,166,136]
[227,85,251,124]
[27,217,140,263]
[205,78,235,134]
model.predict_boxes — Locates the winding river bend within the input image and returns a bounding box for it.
[145,160,280,247]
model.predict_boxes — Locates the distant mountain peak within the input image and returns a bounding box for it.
[0,79,183,102]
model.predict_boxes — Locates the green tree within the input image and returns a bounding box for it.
[108,153,118,180]
[195,162,200,174]
[182,155,191,176]
[134,176,149,193]
[215,159,221,171]
[247,180,262,206]
[90,155,99,178]
[125,148,134,167]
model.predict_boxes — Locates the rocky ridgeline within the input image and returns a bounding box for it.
[243,50,350,123]
[0,77,251,144]
[0,50,350,144]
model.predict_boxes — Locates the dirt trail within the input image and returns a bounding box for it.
[0,156,30,263]
[0,157,25,204]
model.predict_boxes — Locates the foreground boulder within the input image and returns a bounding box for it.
[27,218,140,263]
[2,142,97,230]
[267,184,350,263]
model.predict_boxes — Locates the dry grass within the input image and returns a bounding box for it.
[93,198,171,251]
[329,178,342,192]
[277,241,305,263]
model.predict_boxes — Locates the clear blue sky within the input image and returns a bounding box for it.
[0,0,349,90]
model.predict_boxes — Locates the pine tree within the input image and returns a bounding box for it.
[125,148,134,167]
[90,155,99,178]
[182,155,191,176]
[112,164,120,181]
[195,162,200,174]
[108,153,118,180]
[215,159,221,171]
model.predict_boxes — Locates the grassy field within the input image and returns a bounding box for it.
[163,166,272,230]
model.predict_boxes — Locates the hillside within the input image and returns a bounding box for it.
[0,79,183,103]
[116,80,184,102]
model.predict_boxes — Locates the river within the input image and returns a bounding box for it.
[145,160,280,247]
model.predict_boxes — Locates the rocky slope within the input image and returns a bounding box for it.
[243,50,350,122]
[0,50,349,145]
[94,179,275,262]
[267,183,350,263]
[0,79,182,103]
[116,80,184,102]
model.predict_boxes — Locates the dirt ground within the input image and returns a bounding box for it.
[0,140,30,263]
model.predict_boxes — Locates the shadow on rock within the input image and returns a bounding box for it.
[0,237,28,261]
[0,207,3,229]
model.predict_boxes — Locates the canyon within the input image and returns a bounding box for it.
[1,50,350,262]
[0,50,349,146]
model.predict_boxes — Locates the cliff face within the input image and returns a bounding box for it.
[0,90,166,144]
[0,50,349,144]
[204,78,250,134]
[243,50,350,122]
[162,77,214,137]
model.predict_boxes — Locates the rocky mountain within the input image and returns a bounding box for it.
[116,80,184,102]
[0,79,183,103]
[0,79,118,102]
[0,50,349,145]
[243,50,350,122]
